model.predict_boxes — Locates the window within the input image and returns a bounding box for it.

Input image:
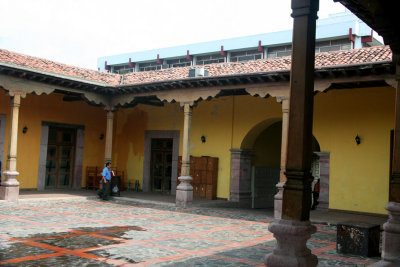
[139,62,163,72]
[196,53,225,65]
[315,38,352,53]
[166,58,192,68]
[266,45,292,58]
[230,49,263,62]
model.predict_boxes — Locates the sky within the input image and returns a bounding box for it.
[0,0,348,70]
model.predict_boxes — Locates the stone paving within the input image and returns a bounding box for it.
[0,198,381,266]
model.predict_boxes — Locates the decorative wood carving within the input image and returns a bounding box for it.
[155,88,222,103]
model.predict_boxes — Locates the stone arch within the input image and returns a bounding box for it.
[240,118,282,149]
[231,117,281,208]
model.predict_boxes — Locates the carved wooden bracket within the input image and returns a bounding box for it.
[245,82,290,98]
[81,92,110,106]
[0,74,54,96]
[155,88,222,103]
[110,93,136,107]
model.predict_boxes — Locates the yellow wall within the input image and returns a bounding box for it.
[314,86,394,214]
[0,84,394,215]
[114,95,282,199]
[0,90,106,188]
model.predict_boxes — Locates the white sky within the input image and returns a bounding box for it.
[0,0,347,70]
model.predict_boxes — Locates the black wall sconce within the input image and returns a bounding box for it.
[22,126,28,134]
[99,133,104,140]
[201,135,206,143]
[355,134,361,145]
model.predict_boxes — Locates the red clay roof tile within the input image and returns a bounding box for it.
[0,46,392,87]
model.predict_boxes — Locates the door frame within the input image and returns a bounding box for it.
[37,122,85,190]
[143,130,179,195]
[150,138,173,193]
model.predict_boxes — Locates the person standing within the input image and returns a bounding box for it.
[102,162,112,200]
[311,178,320,210]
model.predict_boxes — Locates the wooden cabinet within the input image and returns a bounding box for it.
[178,156,218,200]
[86,166,101,190]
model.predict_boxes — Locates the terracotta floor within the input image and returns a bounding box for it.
[0,190,386,266]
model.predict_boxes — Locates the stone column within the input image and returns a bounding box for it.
[230,149,254,208]
[0,92,24,201]
[104,108,114,164]
[373,52,400,266]
[274,97,289,219]
[176,102,193,207]
[265,0,319,266]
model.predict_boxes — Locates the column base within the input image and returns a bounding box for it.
[0,170,20,202]
[230,191,252,208]
[265,219,318,267]
[274,182,285,219]
[372,202,400,265]
[176,175,193,208]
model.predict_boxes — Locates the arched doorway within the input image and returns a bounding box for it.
[251,121,282,208]
[231,118,325,209]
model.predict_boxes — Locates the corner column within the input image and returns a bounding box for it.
[265,0,319,266]
[176,102,193,207]
[104,107,114,164]
[0,92,24,201]
[274,97,289,219]
[373,52,400,266]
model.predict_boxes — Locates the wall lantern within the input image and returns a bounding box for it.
[355,134,361,145]
[99,133,104,140]
[22,126,28,134]
[201,135,206,143]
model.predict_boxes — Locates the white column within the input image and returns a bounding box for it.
[104,108,114,164]
[0,92,24,201]
[176,102,193,207]
[274,97,289,219]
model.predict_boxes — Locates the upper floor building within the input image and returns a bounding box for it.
[97,12,382,74]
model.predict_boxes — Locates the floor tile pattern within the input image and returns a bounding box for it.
[0,199,381,266]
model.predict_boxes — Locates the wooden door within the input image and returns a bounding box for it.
[45,127,75,189]
[150,139,173,193]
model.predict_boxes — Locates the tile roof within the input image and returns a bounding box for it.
[0,49,121,85]
[0,46,393,87]
[122,46,392,84]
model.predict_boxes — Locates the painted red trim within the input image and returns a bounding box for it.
[129,58,135,68]
[104,61,111,71]
[362,30,373,43]
[221,45,227,57]
[157,54,163,64]
[186,50,193,61]
[349,28,355,49]
[258,40,263,52]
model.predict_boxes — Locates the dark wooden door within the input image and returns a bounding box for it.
[45,127,76,189]
[150,139,173,193]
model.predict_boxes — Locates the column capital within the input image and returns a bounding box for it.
[106,110,114,120]
[276,96,289,103]
[104,105,116,112]
[291,0,319,18]
[180,101,194,107]
[7,90,26,98]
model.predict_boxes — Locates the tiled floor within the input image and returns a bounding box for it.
[0,198,381,266]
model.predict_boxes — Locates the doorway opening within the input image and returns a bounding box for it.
[45,127,76,188]
[150,138,173,193]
